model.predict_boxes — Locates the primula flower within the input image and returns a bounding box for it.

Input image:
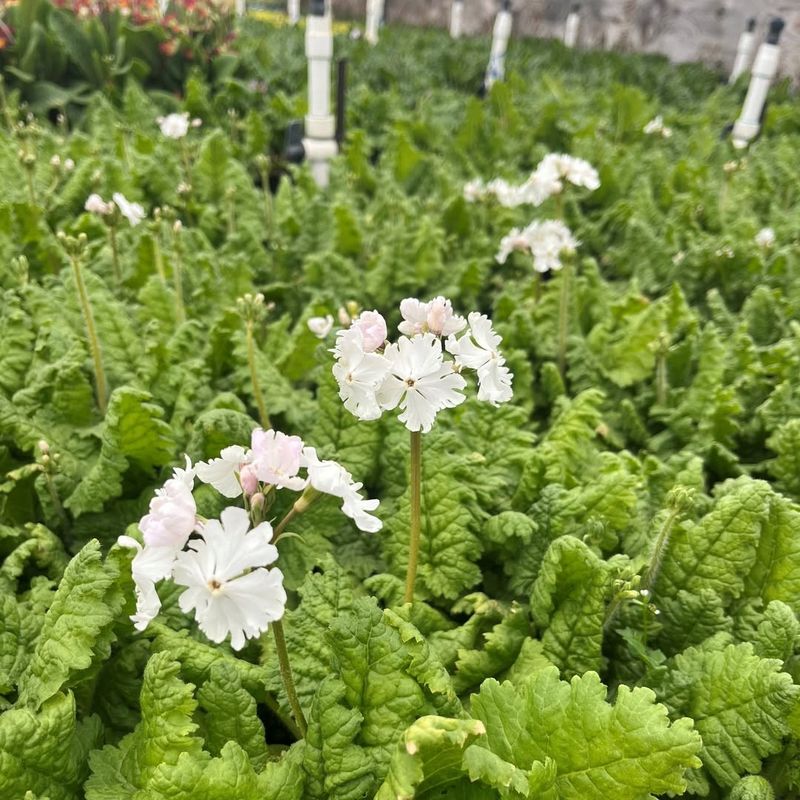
[447,313,513,406]
[112,193,146,226]
[755,227,776,249]
[85,193,114,216]
[496,228,533,264]
[139,456,197,549]
[398,296,466,337]
[522,219,578,274]
[332,328,390,421]
[157,112,191,139]
[196,444,249,498]
[249,429,306,491]
[172,507,286,650]
[350,310,388,352]
[307,314,334,338]
[117,536,178,630]
[463,178,486,202]
[643,116,673,138]
[377,333,467,433]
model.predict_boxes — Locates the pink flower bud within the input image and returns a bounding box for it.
[240,464,259,496]
[352,310,387,353]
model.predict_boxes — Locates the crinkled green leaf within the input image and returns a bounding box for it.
[375,716,487,800]
[85,652,202,799]
[16,539,121,709]
[766,419,800,499]
[466,668,702,799]
[0,691,101,800]
[197,662,267,772]
[530,536,617,676]
[659,639,798,789]
[730,775,775,800]
[64,386,175,516]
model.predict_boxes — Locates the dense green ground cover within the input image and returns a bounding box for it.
[1,13,800,800]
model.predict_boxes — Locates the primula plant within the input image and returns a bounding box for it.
[2,14,800,800]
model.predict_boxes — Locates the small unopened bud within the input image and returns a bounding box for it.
[337,306,352,327]
[37,440,50,455]
[173,220,183,234]
[64,158,75,172]
[191,117,203,128]
[250,492,266,511]
[50,154,61,168]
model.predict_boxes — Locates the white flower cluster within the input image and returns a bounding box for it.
[755,227,776,249]
[463,153,600,208]
[156,112,202,140]
[118,428,381,650]
[332,297,513,433]
[496,219,579,274]
[84,192,145,227]
[643,116,673,138]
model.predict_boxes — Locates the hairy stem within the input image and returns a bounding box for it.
[656,350,668,406]
[171,229,187,325]
[152,233,167,284]
[557,260,571,381]
[25,168,36,206]
[642,507,680,593]
[246,319,270,428]
[271,619,307,737]
[403,430,422,604]
[109,225,121,284]
[70,254,108,414]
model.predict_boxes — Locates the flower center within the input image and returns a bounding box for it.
[405,378,416,388]
[346,372,354,383]
[208,578,223,594]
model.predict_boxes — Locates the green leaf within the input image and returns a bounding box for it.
[730,775,775,800]
[0,691,101,800]
[16,540,121,709]
[466,668,702,799]
[766,419,800,499]
[64,386,175,516]
[659,639,798,789]
[375,716,487,800]
[530,536,617,676]
[197,662,268,772]
[85,652,203,799]
[655,477,772,603]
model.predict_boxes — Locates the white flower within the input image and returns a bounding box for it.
[50,155,61,168]
[172,507,285,651]
[447,313,513,406]
[377,333,467,433]
[157,112,191,139]
[522,219,579,273]
[532,153,600,198]
[139,457,197,549]
[333,328,390,421]
[85,193,114,216]
[308,314,334,338]
[755,227,776,249]
[486,177,526,208]
[398,297,466,337]
[351,310,388,352]
[463,178,486,202]
[196,444,249,498]
[495,228,532,264]
[117,536,178,631]
[250,429,307,492]
[64,158,75,172]
[644,116,672,138]
[301,446,383,532]
[520,159,563,206]
[113,192,146,227]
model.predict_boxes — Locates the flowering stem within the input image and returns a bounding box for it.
[532,272,542,304]
[271,619,307,738]
[246,319,271,429]
[70,252,108,414]
[152,233,167,285]
[656,351,668,406]
[171,227,187,325]
[642,506,681,594]
[109,225,121,284]
[25,168,37,206]
[403,430,422,604]
[557,260,571,380]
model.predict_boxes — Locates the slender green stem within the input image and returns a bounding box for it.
[25,168,36,206]
[532,272,541,304]
[642,507,680,593]
[258,161,274,238]
[171,229,187,325]
[273,505,298,540]
[557,260,571,381]
[262,687,302,740]
[152,234,167,284]
[403,430,422,604]
[70,254,108,413]
[246,319,271,428]
[271,619,307,737]
[656,350,668,406]
[109,225,121,284]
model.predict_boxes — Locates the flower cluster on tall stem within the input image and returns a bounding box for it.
[331,297,513,601]
[119,426,382,737]
[84,191,146,283]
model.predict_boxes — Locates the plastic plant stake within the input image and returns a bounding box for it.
[450,0,464,39]
[732,17,784,149]
[235,0,245,16]
[729,17,757,83]
[484,0,512,90]
[564,3,581,48]
[288,0,300,26]
[303,0,337,187]
[366,0,384,45]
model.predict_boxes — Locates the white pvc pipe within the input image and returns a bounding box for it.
[366,0,384,45]
[732,35,781,148]
[235,0,245,17]
[450,0,464,39]
[288,0,300,26]
[564,11,580,47]
[484,7,512,89]
[729,27,756,83]
[303,10,337,187]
